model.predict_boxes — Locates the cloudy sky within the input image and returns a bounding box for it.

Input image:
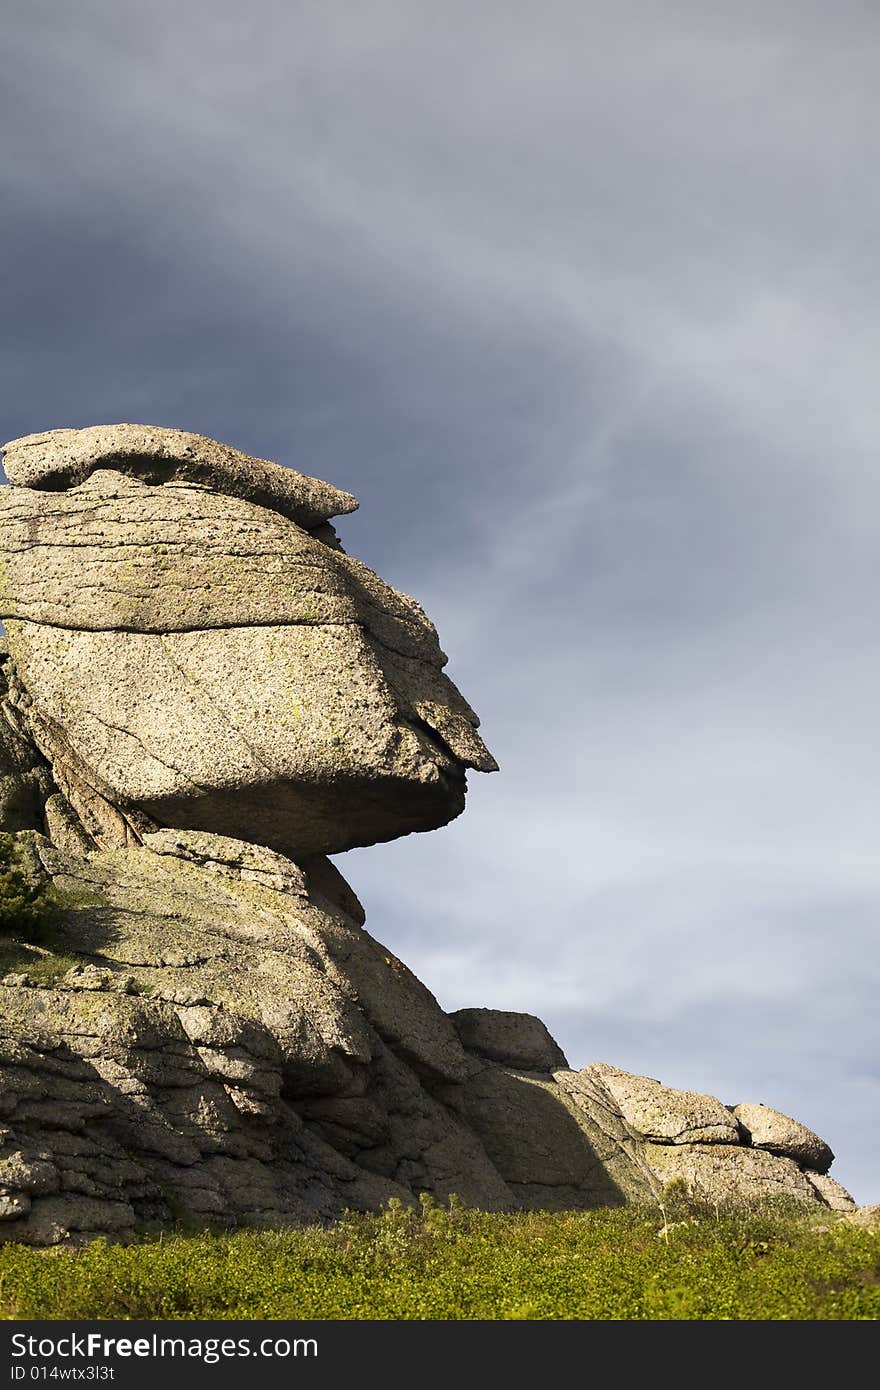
[3,2,878,1200]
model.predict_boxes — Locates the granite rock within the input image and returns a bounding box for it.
[1,423,358,528]
[0,428,496,858]
[583,1064,740,1145]
[451,1008,569,1072]
[804,1171,856,1211]
[0,424,855,1242]
[733,1103,833,1174]
[642,1141,818,1204]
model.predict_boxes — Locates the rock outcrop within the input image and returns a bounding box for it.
[732,1103,833,1173]
[0,425,855,1243]
[0,425,495,859]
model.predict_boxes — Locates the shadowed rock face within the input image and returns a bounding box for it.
[0,426,857,1245]
[0,426,496,857]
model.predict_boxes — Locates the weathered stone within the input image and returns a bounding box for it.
[0,824,855,1242]
[0,1151,59,1195]
[458,1064,650,1208]
[0,1195,137,1246]
[804,1171,856,1211]
[0,443,496,857]
[1,424,358,528]
[0,660,52,834]
[353,1038,512,1209]
[42,793,94,856]
[451,1008,569,1071]
[0,471,437,658]
[643,1142,817,1203]
[584,1064,739,1145]
[143,829,309,895]
[734,1103,833,1173]
[0,1193,31,1220]
[844,1205,880,1230]
[552,1067,660,1200]
[0,423,853,1242]
[296,1097,389,1156]
[0,828,510,1237]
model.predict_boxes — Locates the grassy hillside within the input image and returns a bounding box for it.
[1,1196,877,1321]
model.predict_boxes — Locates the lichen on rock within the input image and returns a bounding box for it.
[0,424,854,1244]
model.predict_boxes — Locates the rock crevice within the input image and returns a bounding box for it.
[0,425,854,1243]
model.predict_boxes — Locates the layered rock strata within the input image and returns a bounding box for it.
[0,426,854,1243]
[0,426,495,859]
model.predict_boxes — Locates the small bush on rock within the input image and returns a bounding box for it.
[0,833,62,934]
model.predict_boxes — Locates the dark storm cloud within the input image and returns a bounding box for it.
[3,1,879,1196]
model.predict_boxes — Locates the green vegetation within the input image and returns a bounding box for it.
[0,834,113,983]
[0,943,82,984]
[0,1197,876,1321]
[0,833,80,980]
[0,833,62,934]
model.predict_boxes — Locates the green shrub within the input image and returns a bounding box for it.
[0,1201,877,1321]
[0,833,62,935]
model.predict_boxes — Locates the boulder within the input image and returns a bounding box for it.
[450,1008,569,1071]
[733,1103,833,1173]
[0,428,496,858]
[584,1064,740,1145]
[0,831,509,1237]
[0,423,855,1242]
[1,423,358,528]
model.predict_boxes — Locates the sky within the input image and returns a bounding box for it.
[2,1,878,1200]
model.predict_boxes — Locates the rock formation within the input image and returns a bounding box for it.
[0,424,854,1244]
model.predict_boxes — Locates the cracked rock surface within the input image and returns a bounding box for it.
[0,425,855,1243]
[0,427,495,859]
[0,819,854,1243]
